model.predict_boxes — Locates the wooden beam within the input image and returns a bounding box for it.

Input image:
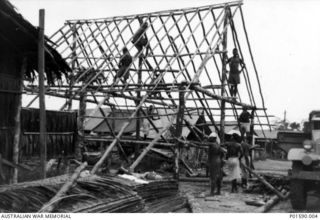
[257,189,289,213]
[174,84,186,179]
[241,163,286,200]
[38,9,47,179]
[129,125,171,172]
[38,162,87,213]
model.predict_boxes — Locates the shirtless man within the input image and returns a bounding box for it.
[115,47,132,83]
[227,48,245,97]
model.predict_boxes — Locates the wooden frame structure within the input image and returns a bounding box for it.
[24,1,272,174]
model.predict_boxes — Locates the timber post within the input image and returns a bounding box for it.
[75,88,87,161]
[67,24,77,111]
[38,9,47,179]
[135,52,143,159]
[11,57,27,183]
[220,7,230,144]
[250,109,256,169]
[174,82,186,179]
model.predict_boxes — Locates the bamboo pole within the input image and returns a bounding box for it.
[220,7,229,144]
[11,57,27,183]
[85,137,175,147]
[38,9,47,179]
[38,162,87,213]
[129,125,171,172]
[239,6,271,132]
[192,85,255,109]
[90,92,129,163]
[240,163,286,200]
[25,95,39,108]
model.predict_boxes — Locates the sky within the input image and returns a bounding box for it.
[10,0,320,124]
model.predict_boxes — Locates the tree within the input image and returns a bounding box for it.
[289,122,300,131]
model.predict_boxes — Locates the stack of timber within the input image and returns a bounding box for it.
[0,175,144,213]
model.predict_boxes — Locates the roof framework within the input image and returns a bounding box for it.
[24,1,272,172]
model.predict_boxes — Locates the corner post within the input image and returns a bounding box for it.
[174,83,185,179]
[38,9,47,179]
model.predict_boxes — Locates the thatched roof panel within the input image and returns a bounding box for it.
[0,0,70,84]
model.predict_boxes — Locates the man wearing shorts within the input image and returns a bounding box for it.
[227,48,245,97]
[238,107,252,141]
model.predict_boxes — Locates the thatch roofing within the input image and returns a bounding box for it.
[0,0,70,84]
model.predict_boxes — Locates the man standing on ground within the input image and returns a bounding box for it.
[240,136,252,188]
[227,48,245,98]
[207,132,224,196]
[224,134,243,193]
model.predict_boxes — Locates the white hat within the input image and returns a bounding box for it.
[209,132,217,138]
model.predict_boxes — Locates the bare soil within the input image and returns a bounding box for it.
[179,159,307,213]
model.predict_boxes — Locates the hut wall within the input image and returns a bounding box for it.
[20,108,77,159]
[0,50,21,162]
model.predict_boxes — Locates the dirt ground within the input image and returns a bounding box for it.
[179,159,320,213]
[180,181,266,213]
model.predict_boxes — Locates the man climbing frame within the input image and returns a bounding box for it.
[238,106,254,141]
[227,48,245,98]
[115,47,132,83]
